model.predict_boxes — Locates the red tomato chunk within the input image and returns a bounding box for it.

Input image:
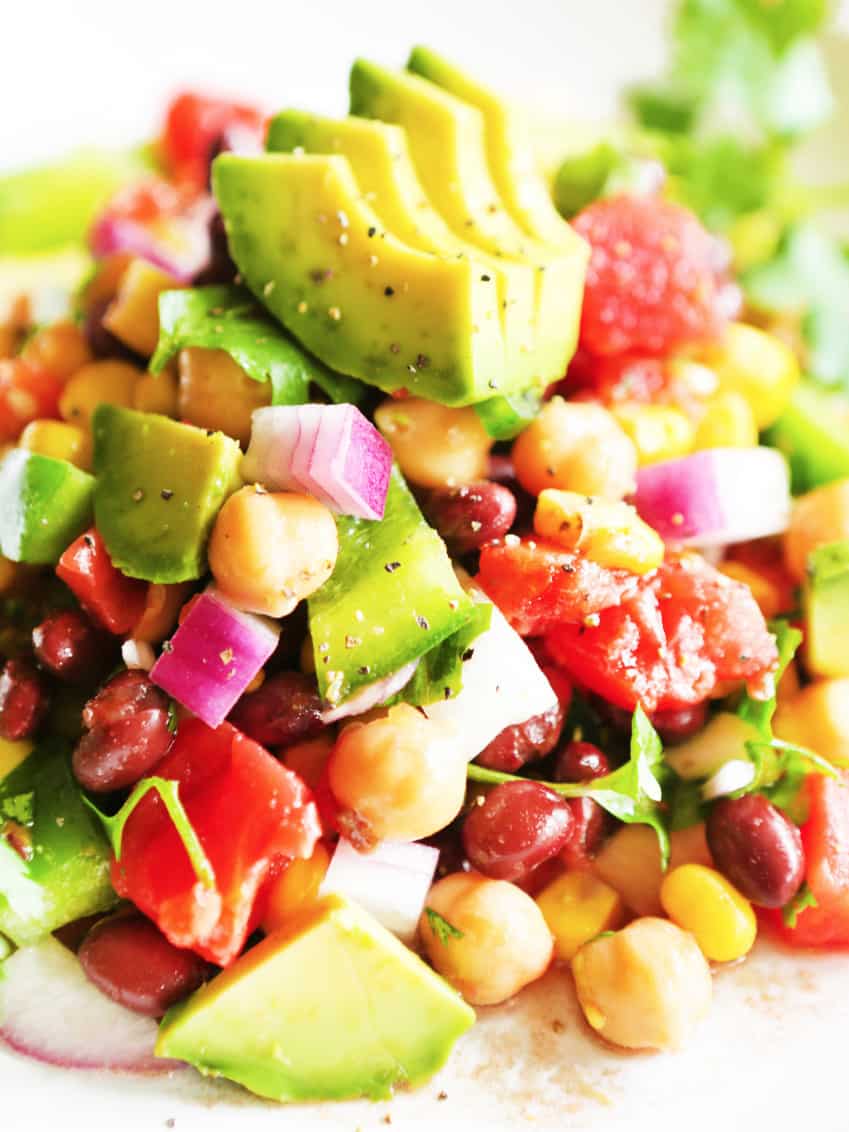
[111,718,321,966]
[57,528,148,635]
[162,92,265,189]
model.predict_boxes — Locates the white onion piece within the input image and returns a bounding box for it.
[319,839,438,943]
[0,936,181,1073]
[321,659,419,724]
[121,639,156,671]
[423,578,557,762]
[701,760,756,802]
[632,447,791,548]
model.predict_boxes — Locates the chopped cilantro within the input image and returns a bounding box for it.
[425,907,464,944]
[782,882,818,928]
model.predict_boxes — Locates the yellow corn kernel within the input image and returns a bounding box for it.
[18,419,92,471]
[693,391,759,450]
[262,843,331,933]
[0,557,17,593]
[0,736,33,782]
[102,258,183,357]
[133,368,179,417]
[131,581,192,644]
[774,678,849,764]
[660,863,756,963]
[59,360,142,428]
[719,560,783,620]
[178,348,271,446]
[534,489,664,575]
[536,871,624,961]
[697,322,799,430]
[611,403,694,466]
[594,823,712,916]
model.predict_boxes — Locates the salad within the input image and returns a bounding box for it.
[2,0,849,1107]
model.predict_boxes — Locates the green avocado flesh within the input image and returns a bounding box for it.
[805,541,849,678]
[0,449,94,564]
[308,467,475,705]
[93,404,242,583]
[0,739,115,946]
[214,152,504,405]
[767,383,849,492]
[156,895,475,1102]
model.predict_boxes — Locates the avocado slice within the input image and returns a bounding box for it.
[0,738,115,946]
[0,449,94,564]
[93,404,242,583]
[214,152,504,405]
[766,382,849,492]
[349,60,588,386]
[156,894,475,1102]
[805,541,849,678]
[407,46,581,251]
[267,111,537,390]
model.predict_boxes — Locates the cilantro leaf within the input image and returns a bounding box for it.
[782,881,818,928]
[425,907,464,943]
[85,777,215,890]
[0,792,34,827]
[166,698,179,735]
[738,619,803,740]
[151,284,366,406]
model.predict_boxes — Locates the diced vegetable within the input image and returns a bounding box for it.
[767,383,849,492]
[56,529,148,635]
[321,660,419,724]
[632,447,791,547]
[804,542,849,678]
[0,450,95,566]
[319,838,438,943]
[150,590,279,728]
[90,195,215,284]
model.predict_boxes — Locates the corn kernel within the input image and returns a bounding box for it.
[693,391,758,450]
[59,360,142,427]
[534,489,664,575]
[0,736,33,782]
[262,842,331,933]
[660,863,756,962]
[131,581,192,644]
[719,561,783,620]
[133,368,179,417]
[20,320,92,382]
[611,403,694,466]
[18,419,93,470]
[774,678,849,764]
[535,871,624,961]
[696,322,799,430]
[103,259,183,357]
[594,823,712,916]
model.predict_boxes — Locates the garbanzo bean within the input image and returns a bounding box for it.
[20,320,92,381]
[512,397,637,499]
[572,917,712,1050]
[328,704,466,845]
[209,486,338,617]
[374,397,492,488]
[419,872,554,1005]
[59,360,143,427]
[178,347,271,446]
[784,479,849,584]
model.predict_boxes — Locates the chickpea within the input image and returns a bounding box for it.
[209,486,338,617]
[420,872,554,1006]
[21,320,92,381]
[593,823,712,916]
[512,397,638,499]
[327,704,467,845]
[571,917,712,1051]
[374,397,492,488]
[178,347,272,446]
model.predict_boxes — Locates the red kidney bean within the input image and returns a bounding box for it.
[652,703,709,745]
[73,671,174,793]
[422,481,517,555]
[228,671,324,748]
[32,610,113,684]
[0,659,49,741]
[79,913,212,1017]
[475,667,571,773]
[561,797,608,868]
[707,794,806,908]
[554,740,611,783]
[462,780,573,882]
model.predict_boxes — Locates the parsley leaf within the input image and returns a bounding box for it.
[782,881,818,928]
[425,907,464,943]
[166,698,179,735]
[737,620,803,740]
[0,791,34,827]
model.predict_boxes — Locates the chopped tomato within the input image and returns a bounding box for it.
[112,718,320,966]
[56,529,148,635]
[162,92,265,189]
[766,772,849,948]
[0,359,63,442]
[476,538,641,637]
[573,195,732,357]
[545,553,778,713]
[564,349,671,405]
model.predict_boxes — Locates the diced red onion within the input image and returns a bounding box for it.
[150,589,279,728]
[290,404,338,510]
[319,838,439,943]
[241,407,303,492]
[632,447,791,548]
[89,195,215,284]
[0,936,181,1073]
[423,576,557,762]
[321,659,419,724]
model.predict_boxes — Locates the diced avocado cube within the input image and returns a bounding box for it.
[0,449,94,564]
[93,404,242,583]
[156,894,475,1102]
[0,738,115,945]
[767,383,849,492]
[805,541,849,678]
